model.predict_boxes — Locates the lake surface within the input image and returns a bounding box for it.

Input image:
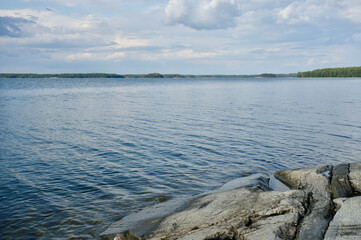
[1,77,361,239]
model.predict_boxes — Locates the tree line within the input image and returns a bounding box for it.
[298,66,361,78]
[0,73,125,78]
[0,72,297,79]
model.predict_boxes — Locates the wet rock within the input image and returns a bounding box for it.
[215,173,271,192]
[330,164,354,198]
[324,196,361,240]
[349,162,361,193]
[101,196,194,238]
[102,230,140,240]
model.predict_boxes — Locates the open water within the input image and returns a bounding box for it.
[1,77,361,239]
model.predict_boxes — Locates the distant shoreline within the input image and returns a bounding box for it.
[0,73,296,79]
[2,66,361,79]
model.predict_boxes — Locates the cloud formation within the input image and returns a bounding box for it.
[165,0,361,30]
[276,0,361,25]
[0,16,35,37]
[165,0,242,30]
[0,0,360,74]
[0,7,153,68]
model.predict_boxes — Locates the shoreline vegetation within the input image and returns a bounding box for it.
[0,73,295,79]
[298,66,361,77]
[1,66,361,79]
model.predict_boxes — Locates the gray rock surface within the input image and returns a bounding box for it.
[101,175,307,240]
[274,165,332,200]
[145,188,307,240]
[101,196,194,238]
[324,196,361,240]
[214,173,271,192]
[101,174,271,238]
[295,199,333,240]
[275,165,334,240]
[349,162,361,193]
[101,162,361,240]
[330,164,354,198]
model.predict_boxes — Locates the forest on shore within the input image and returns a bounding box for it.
[3,67,361,79]
[0,73,296,79]
[298,66,361,77]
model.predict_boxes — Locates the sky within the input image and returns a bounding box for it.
[0,0,360,74]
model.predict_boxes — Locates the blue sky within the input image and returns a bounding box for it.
[0,0,360,74]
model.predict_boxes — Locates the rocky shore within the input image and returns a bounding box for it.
[101,162,361,240]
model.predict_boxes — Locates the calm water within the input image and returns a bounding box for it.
[1,77,361,239]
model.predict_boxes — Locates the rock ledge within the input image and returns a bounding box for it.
[101,162,361,240]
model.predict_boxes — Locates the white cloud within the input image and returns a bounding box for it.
[66,52,93,61]
[165,0,242,30]
[57,51,126,62]
[276,0,337,25]
[105,52,126,60]
[0,16,36,37]
[164,0,361,30]
[0,9,108,38]
[340,0,361,23]
[113,36,148,49]
[161,48,226,59]
[34,0,121,7]
[0,8,150,62]
[276,0,361,25]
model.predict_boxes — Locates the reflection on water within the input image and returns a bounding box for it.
[1,77,361,239]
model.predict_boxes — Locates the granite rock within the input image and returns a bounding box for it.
[330,164,354,198]
[101,162,361,240]
[295,199,333,240]
[349,162,361,193]
[274,165,332,200]
[145,188,307,240]
[275,165,334,240]
[101,176,308,240]
[324,196,361,240]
